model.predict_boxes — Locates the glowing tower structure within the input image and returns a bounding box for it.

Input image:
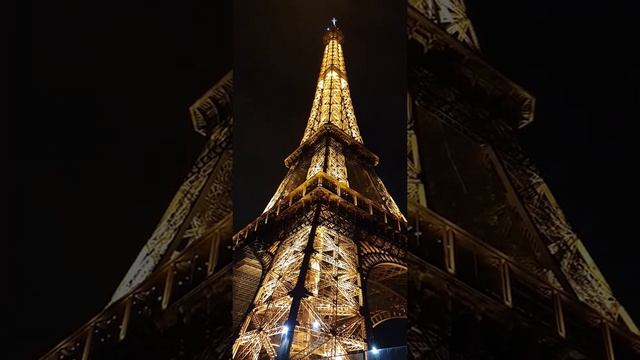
[232,22,407,359]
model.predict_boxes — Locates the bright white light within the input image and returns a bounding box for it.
[281,325,289,334]
[312,320,320,329]
[371,346,379,355]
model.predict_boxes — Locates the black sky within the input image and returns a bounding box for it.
[13,1,640,359]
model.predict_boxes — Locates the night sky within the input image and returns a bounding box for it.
[13,1,639,359]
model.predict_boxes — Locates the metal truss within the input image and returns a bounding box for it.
[234,184,408,358]
[112,73,233,303]
[42,73,236,360]
[407,93,428,208]
[409,0,480,50]
[406,8,640,355]
[368,263,408,327]
[263,24,403,222]
[233,212,368,359]
[301,28,362,145]
[408,58,637,330]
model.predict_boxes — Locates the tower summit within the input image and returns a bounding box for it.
[300,18,362,145]
[264,20,403,219]
[232,21,407,359]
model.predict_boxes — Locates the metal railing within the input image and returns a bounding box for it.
[233,172,406,247]
[41,215,233,360]
[409,203,640,359]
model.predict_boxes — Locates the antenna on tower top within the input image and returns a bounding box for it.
[331,17,337,27]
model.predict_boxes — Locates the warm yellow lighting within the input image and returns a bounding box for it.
[237,24,407,360]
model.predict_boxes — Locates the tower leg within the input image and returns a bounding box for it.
[276,204,322,359]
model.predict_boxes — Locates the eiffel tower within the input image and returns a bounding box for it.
[38,2,640,360]
[406,1,640,359]
[231,21,408,359]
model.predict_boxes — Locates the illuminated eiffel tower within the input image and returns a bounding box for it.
[232,21,408,359]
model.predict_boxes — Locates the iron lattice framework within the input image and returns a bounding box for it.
[112,73,234,303]
[409,0,480,50]
[235,210,367,359]
[264,26,403,219]
[233,23,407,360]
[406,2,640,359]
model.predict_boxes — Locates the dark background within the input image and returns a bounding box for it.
[233,0,407,229]
[13,1,639,359]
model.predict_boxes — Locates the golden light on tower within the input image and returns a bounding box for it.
[232,19,407,359]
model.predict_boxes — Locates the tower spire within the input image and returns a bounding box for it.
[300,20,363,144]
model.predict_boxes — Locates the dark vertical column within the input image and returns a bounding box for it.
[360,273,376,349]
[353,229,375,352]
[277,204,323,359]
